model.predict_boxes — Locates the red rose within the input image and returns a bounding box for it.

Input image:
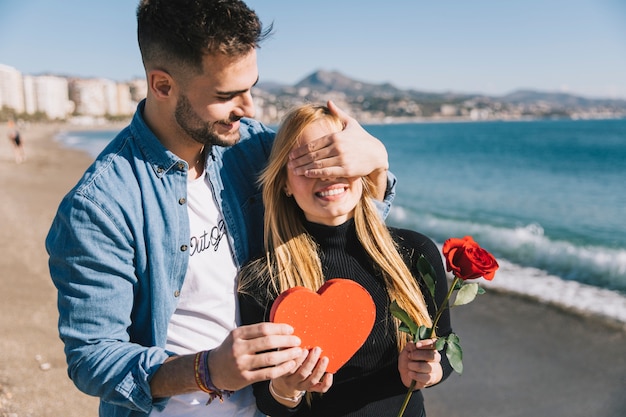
[442,236,499,281]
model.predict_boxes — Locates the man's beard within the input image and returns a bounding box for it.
[174,93,242,147]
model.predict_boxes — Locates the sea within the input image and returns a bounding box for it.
[55,118,626,324]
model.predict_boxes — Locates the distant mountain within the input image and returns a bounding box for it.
[295,70,403,96]
[255,70,626,122]
[258,69,470,102]
[258,70,626,107]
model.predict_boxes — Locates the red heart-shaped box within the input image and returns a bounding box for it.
[270,278,376,373]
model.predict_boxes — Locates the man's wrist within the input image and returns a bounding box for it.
[194,350,234,404]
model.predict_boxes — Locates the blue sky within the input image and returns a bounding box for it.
[1,0,625,99]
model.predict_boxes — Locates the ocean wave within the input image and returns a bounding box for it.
[478,258,626,325]
[388,206,626,325]
[55,131,110,158]
[56,132,83,145]
[388,206,626,294]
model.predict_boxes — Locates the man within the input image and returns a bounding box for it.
[46,1,394,416]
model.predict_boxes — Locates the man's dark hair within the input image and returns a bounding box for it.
[137,0,272,75]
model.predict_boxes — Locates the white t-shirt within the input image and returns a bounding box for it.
[151,173,262,417]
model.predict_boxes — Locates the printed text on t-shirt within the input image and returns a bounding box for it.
[190,219,227,255]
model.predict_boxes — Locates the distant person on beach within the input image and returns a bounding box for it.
[6,120,25,163]
[45,1,395,417]
[238,104,452,417]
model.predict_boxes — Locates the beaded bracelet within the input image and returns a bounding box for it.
[194,350,234,405]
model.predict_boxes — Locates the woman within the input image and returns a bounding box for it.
[238,104,453,417]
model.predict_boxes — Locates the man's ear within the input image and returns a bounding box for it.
[148,69,174,99]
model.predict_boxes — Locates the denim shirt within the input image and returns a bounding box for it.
[46,101,396,417]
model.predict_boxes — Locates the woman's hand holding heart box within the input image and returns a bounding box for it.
[269,278,376,374]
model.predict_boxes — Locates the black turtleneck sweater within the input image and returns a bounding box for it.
[238,219,453,417]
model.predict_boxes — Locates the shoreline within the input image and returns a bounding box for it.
[478,260,626,330]
[1,124,625,416]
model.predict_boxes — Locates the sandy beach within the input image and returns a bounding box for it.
[0,123,99,417]
[0,123,625,417]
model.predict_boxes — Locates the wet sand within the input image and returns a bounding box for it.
[0,123,624,417]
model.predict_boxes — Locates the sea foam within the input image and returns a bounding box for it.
[480,258,626,325]
[389,205,626,325]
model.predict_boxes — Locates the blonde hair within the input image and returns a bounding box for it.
[239,104,432,350]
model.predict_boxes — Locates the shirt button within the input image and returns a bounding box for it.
[174,290,180,297]
[180,244,188,252]
[156,167,164,174]
[178,197,186,205]
[177,162,186,170]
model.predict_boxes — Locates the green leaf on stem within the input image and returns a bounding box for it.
[445,333,463,374]
[417,325,431,341]
[417,255,437,298]
[453,282,479,306]
[434,337,446,351]
[390,300,418,337]
[398,323,412,334]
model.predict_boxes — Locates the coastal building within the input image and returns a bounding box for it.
[23,74,74,120]
[128,78,147,104]
[70,78,113,117]
[1,64,73,119]
[440,104,459,117]
[1,63,144,121]
[69,78,136,117]
[116,83,135,116]
[0,64,25,113]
